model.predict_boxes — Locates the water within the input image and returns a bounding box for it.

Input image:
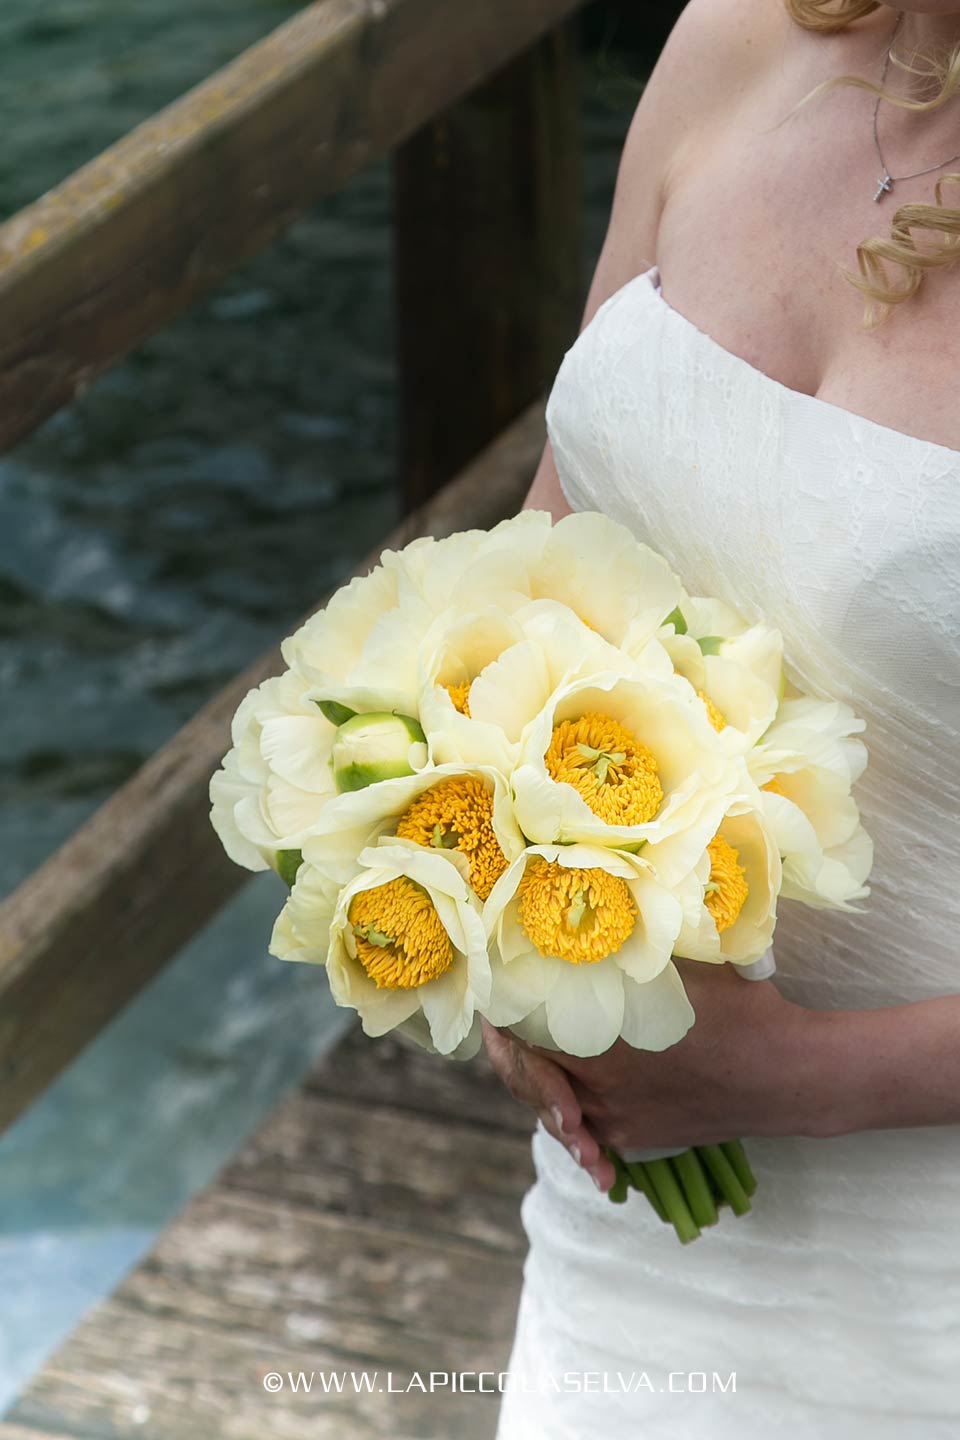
[0,0,644,1412]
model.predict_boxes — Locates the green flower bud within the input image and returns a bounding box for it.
[331,710,427,793]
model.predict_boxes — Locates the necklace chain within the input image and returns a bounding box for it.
[872,11,960,201]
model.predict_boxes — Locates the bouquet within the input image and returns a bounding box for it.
[210,510,872,1243]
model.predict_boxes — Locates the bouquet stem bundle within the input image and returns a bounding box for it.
[605,1139,757,1244]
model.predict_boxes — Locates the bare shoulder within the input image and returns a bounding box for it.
[587,0,792,311]
[627,0,791,198]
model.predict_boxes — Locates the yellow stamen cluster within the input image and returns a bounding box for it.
[517,856,637,964]
[697,689,727,732]
[348,877,453,988]
[396,776,508,901]
[762,775,788,798]
[545,711,663,826]
[705,833,749,934]
[444,680,472,716]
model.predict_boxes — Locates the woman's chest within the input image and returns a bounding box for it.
[652,87,960,455]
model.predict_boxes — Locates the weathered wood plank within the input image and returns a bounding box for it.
[0,0,584,455]
[303,1024,535,1136]
[217,1092,533,1257]
[94,1185,528,1350]
[2,1036,534,1440]
[394,21,582,509]
[0,404,544,1133]
[2,1304,510,1440]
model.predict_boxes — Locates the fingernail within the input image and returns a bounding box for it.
[591,1170,606,1192]
[569,1141,582,1166]
[550,1104,566,1134]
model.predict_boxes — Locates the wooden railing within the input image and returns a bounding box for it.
[0,0,588,1130]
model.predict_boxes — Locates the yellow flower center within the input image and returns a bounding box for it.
[545,711,663,826]
[444,679,472,716]
[705,833,749,934]
[697,689,727,732]
[395,776,508,901]
[516,856,637,964]
[348,876,453,988]
[762,775,788,798]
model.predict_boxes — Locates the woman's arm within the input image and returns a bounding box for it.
[522,0,773,518]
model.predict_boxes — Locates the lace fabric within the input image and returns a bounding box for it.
[495,265,960,1438]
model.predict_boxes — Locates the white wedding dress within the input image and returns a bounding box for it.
[495,263,960,1439]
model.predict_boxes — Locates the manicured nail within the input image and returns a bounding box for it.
[569,1141,582,1166]
[550,1103,566,1134]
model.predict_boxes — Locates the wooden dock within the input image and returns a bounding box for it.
[0,1025,536,1440]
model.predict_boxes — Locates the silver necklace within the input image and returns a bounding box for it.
[873,11,960,201]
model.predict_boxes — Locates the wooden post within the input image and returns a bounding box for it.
[393,18,583,512]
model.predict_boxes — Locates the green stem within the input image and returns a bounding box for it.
[697,1144,752,1216]
[670,1149,719,1228]
[704,1161,728,1208]
[644,1158,702,1244]
[603,1147,630,1204]
[622,1160,670,1223]
[720,1138,758,1196]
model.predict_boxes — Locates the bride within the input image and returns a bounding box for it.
[484,2,960,1435]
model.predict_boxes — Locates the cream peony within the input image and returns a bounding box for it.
[417,598,666,772]
[384,508,554,617]
[748,697,873,909]
[298,762,526,895]
[210,668,430,880]
[510,669,742,885]
[660,595,783,751]
[526,511,683,655]
[271,837,490,1057]
[672,798,781,966]
[209,668,340,876]
[390,510,683,657]
[281,558,429,719]
[482,842,693,1056]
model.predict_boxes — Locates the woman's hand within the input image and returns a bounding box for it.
[482,959,842,1192]
[480,1016,615,1190]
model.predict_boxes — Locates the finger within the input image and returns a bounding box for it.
[535,1108,606,1171]
[481,1020,599,1169]
[481,1024,616,1188]
[480,1017,539,1103]
[511,1036,584,1137]
[588,1147,618,1194]
[482,1020,580,1127]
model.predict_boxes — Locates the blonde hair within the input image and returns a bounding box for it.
[784,0,960,325]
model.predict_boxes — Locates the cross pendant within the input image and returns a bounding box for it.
[874,172,893,202]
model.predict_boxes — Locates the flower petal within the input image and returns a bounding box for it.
[544,959,625,1056]
[619,963,696,1051]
